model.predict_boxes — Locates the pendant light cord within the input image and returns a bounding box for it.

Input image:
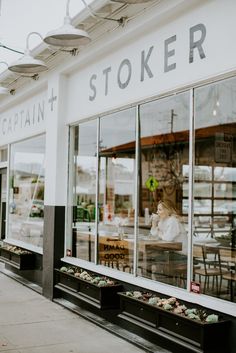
[0,43,24,55]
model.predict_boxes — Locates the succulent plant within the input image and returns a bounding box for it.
[123,291,220,323]
[163,303,173,310]
[185,308,197,315]
[167,297,177,305]
[2,245,31,255]
[59,265,118,287]
[148,297,159,305]
[91,277,100,284]
[97,280,107,287]
[67,268,75,274]
[125,291,133,296]
[206,314,218,323]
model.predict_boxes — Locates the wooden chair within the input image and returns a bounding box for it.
[193,245,226,295]
[219,247,236,301]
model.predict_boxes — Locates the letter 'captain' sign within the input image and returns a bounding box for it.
[66,0,236,122]
[0,91,46,145]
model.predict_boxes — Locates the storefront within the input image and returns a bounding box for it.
[0,0,235,351]
[0,89,47,285]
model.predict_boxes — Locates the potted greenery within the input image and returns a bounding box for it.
[118,291,230,353]
[54,265,123,310]
[0,245,35,270]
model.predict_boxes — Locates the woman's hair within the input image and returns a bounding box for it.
[158,200,179,216]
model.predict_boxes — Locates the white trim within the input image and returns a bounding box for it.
[187,88,194,291]
[62,256,236,317]
[95,118,100,264]
[133,105,139,277]
[3,238,43,255]
[0,161,7,169]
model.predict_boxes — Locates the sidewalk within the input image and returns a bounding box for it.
[0,272,170,353]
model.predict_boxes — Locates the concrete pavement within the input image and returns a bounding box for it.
[0,272,171,353]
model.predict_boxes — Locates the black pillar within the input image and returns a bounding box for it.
[43,205,65,300]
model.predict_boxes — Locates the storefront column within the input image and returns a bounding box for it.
[43,73,68,299]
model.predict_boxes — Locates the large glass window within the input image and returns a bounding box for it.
[98,109,136,272]
[193,77,236,302]
[8,135,45,248]
[68,75,236,303]
[71,121,97,262]
[138,92,190,288]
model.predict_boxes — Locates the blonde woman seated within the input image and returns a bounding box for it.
[150,200,187,255]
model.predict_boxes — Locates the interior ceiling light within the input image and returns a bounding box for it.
[8,32,48,74]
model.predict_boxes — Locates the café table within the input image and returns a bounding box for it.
[72,228,183,277]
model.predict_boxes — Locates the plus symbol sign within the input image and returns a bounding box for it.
[48,89,57,111]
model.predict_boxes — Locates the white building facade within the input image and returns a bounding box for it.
[0,0,235,350]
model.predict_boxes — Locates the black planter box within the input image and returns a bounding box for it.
[54,269,123,310]
[118,293,230,353]
[0,248,11,260]
[0,248,35,270]
[55,269,79,292]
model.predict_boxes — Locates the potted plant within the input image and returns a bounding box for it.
[54,265,123,310]
[0,245,35,270]
[118,291,230,353]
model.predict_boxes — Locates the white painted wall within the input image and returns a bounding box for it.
[65,0,236,123]
[44,73,69,206]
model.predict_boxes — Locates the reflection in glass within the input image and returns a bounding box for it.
[138,92,190,288]
[194,76,236,303]
[98,109,135,272]
[71,121,97,262]
[194,199,211,214]
[0,148,7,162]
[214,167,236,182]
[8,135,45,248]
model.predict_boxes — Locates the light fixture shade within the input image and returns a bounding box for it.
[0,86,9,95]
[112,0,153,3]
[44,16,91,48]
[8,51,47,74]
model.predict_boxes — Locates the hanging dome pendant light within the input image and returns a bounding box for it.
[8,49,47,74]
[8,32,48,74]
[43,0,91,48]
[44,16,90,47]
